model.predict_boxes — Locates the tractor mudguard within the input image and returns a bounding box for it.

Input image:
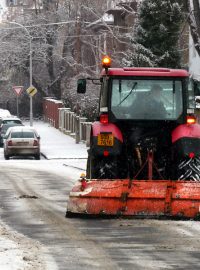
[90,121,123,156]
[172,123,200,158]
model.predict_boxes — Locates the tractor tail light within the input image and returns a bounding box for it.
[103,150,109,157]
[100,114,109,124]
[187,115,196,124]
[189,152,195,159]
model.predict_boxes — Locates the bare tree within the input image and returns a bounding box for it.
[0,0,136,118]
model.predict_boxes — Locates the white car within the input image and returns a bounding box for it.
[4,126,40,160]
[0,116,22,126]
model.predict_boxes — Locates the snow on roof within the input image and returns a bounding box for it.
[86,13,114,28]
[102,13,114,24]
[45,98,63,104]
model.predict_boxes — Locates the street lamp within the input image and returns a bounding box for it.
[5,21,33,126]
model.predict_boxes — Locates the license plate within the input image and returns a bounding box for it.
[16,142,29,146]
[97,134,114,146]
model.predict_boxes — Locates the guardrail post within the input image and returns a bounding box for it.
[70,112,75,137]
[63,108,70,132]
[79,117,87,141]
[86,122,92,147]
[58,108,65,131]
[75,115,80,144]
[66,110,71,134]
[72,113,76,134]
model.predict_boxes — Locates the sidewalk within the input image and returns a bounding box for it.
[25,120,88,170]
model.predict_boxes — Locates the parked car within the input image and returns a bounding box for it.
[3,126,41,160]
[0,117,23,147]
[0,116,22,127]
[0,123,24,147]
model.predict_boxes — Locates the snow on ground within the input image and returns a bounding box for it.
[0,220,57,270]
[32,120,88,160]
[0,120,87,269]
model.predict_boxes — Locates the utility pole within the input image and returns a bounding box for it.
[75,15,81,72]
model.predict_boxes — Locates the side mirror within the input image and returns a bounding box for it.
[77,79,86,94]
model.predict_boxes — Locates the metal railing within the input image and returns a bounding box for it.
[58,108,92,146]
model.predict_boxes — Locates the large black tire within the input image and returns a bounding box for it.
[177,157,200,181]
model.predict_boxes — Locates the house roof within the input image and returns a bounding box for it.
[86,1,137,30]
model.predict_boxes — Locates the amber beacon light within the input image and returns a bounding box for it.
[102,56,111,68]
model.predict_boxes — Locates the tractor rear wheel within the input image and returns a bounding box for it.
[177,157,200,181]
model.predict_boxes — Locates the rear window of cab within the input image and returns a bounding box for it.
[3,120,22,124]
[11,131,35,138]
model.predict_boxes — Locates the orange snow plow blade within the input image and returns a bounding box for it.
[66,179,200,219]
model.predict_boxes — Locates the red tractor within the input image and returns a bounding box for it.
[66,56,200,218]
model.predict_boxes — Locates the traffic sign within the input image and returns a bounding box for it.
[13,86,23,96]
[26,86,37,97]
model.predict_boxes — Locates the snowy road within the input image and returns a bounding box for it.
[1,160,200,269]
[1,122,200,269]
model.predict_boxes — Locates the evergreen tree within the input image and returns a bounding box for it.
[123,0,183,68]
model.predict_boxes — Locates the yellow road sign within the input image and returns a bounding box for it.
[26,86,37,97]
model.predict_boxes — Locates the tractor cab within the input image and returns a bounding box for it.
[78,56,197,125]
